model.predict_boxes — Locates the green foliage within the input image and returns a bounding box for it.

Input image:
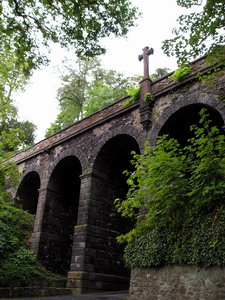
[0,204,59,286]
[45,58,140,137]
[125,204,225,268]
[124,205,225,268]
[84,80,126,115]
[0,158,19,204]
[0,55,36,200]
[45,111,72,138]
[115,136,189,242]
[144,93,155,103]
[0,0,139,74]
[84,70,138,116]
[162,0,225,65]
[0,52,29,96]
[115,109,225,267]
[0,247,40,286]
[124,227,174,267]
[46,64,172,136]
[150,67,171,81]
[162,0,225,85]
[0,52,36,151]
[169,65,191,82]
[123,86,140,107]
[16,120,37,149]
[0,205,33,258]
[196,46,225,86]
[126,86,140,102]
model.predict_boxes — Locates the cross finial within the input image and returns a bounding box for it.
[138,46,154,79]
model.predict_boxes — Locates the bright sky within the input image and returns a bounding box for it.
[14,0,199,143]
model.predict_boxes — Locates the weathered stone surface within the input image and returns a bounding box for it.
[8,56,225,294]
[129,266,225,300]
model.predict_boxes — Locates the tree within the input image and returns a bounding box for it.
[150,67,171,81]
[45,58,100,137]
[0,53,36,202]
[14,120,37,149]
[45,58,140,137]
[162,0,225,68]
[84,70,140,116]
[0,0,139,75]
[57,58,100,121]
[0,53,36,152]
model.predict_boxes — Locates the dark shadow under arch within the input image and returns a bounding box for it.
[15,171,40,214]
[159,104,224,146]
[40,156,82,275]
[90,134,140,286]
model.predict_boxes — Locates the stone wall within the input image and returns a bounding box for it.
[10,55,225,294]
[129,266,225,300]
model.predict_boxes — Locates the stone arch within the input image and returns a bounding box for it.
[13,164,42,198]
[15,169,41,215]
[47,147,88,181]
[41,154,82,275]
[149,93,225,145]
[92,125,144,161]
[88,131,141,287]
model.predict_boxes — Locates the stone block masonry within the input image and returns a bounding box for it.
[9,55,225,295]
[129,266,225,300]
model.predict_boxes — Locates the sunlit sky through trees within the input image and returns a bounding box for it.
[14,0,204,142]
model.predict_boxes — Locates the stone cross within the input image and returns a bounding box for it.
[138,46,154,78]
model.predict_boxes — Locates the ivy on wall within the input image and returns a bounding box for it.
[115,108,225,268]
[124,205,225,268]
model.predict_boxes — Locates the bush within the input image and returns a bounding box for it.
[115,108,225,267]
[123,86,140,107]
[169,64,191,82]
[0,204,60,286]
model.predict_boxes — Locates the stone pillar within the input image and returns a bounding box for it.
[138,46,154,131]
[67,172,129,293]
[30,187,48,254]
[139,77,153,130]
[67,172,93,293]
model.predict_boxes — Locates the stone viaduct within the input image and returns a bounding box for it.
[10,51,225,294]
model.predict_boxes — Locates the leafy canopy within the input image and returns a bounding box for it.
[0,52,36,203]
[0,60,37,152]
[162,0,225,66]
[0,0,139,74]
[45,58,140,137]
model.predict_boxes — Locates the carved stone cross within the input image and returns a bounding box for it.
[138,46,154,78]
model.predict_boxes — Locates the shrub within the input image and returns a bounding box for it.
[115,109,225,267]
[169,64,191,82]
[0,204,60,286]
[123,86,140,107]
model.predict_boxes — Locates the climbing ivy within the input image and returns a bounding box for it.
[115,109,225,267]
[124,205,225,268]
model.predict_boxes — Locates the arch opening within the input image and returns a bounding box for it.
[91,134,140,285]
[159,104,224,146]
[41,156,82,275]
[15,171,40,214]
